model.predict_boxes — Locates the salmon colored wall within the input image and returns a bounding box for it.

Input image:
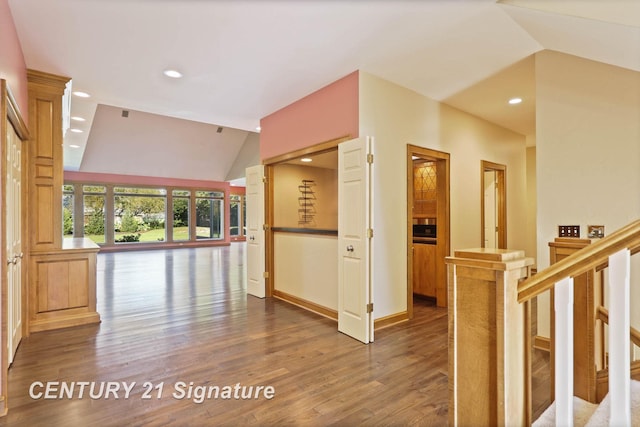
[259,71,359,160]
[65,171,231,190]
[65,171,232,244]
[0,0,28,124]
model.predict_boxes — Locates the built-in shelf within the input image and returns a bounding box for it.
[298,179,316,225]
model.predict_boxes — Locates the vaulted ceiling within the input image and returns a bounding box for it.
[7,0,639,175]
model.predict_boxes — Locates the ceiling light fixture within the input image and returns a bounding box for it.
[73,91,90,98]
[71,116,86,122]
[163,69,183,79]
[69,128,83,133]
[508,97,522,105]
[69,144,80,148]
[256,126,261,132]
[301,158,312,163]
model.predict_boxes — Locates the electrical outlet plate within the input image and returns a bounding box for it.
[588,225,605,238]
[558,225,580,238]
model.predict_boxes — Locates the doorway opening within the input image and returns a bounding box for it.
[481,160,506,249]
[262,137,349,315]
[406,145,450,317]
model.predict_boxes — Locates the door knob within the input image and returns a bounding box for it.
[250,236,255,241]
[346,245,354,252]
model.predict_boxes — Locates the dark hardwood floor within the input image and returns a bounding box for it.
[0,244,453,426]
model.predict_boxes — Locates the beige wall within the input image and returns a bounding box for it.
[272,164,338,230]
[274,233,338,310]
[359,71,529,319]
[535,50,640,341]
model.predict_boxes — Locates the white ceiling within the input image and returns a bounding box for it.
[7,0,640,171]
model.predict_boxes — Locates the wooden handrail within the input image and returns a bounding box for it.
[518,219,640,303]
[596,306,640,348]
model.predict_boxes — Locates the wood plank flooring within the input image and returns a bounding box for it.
[0,244,552,426]
[0,244,455,426]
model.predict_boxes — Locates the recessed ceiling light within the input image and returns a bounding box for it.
[71,116,86,122]
[69,144,80,148]
[508,97,523,105]
[301,158,312,163]
[73,91,90,98]
[163,69,183,78]
[256,126,261,132]
[69,128,83,133]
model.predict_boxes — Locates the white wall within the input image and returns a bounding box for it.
[80,105,248,181]
[535,50,640,341]
[358,71,529,319]
[225,132,260,181]
[274,233,338,310]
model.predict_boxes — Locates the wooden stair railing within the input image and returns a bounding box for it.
[595,306,640,402]
[596,307,640,349]
[518,218,640,426]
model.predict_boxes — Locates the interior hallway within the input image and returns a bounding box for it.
[0,244,450,426]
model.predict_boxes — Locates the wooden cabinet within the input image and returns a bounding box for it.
[29,238,101,332]
[27,70,69,250]
[413,161,437,218]
[26,70,101,333]
[413,243,437,297]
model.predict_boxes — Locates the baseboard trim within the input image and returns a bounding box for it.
[534,335,550,352]
[272,290,338,321]
[374,311,409,330]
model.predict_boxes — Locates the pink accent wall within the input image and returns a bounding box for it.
[0,0,28,124]
[65,171,231,190]
[65,171,232,244]
[260,71,359,160]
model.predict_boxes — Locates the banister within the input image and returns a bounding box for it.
[517,219,640,303]
[597,306,640,348]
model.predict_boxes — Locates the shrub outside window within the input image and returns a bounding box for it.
[113,187,167,244]
[173,190,190,241]
[62,184,74,236]
[196,191,224,240]
[83,185,106,244]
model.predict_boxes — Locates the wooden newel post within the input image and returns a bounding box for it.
[446,248,534,426]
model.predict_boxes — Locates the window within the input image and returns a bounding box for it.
[195,191,224,240]
[62,184,74,236]
[64,182,232,248]
[83,185,106,244]
[172,190,190,241]
[113,187,166,244]
[230,194,242,237]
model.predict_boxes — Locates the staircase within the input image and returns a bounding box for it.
[447,219,640,426]
[533,379,640,426]
[519,220,640,426]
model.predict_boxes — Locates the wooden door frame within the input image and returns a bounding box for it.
[406,145,450,317]
[262,135,351,300]
[480,160,506,249]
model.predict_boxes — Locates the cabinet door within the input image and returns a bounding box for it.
[413,244,437,297]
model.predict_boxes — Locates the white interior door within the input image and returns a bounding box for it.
[245,165,266,298]
[338,137,373,343]
[6,122,22,364]
[484,170,497,248]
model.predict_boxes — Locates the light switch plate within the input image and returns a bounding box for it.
[558,225,580,238]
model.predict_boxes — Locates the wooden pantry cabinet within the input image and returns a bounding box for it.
[26,70,101,333]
